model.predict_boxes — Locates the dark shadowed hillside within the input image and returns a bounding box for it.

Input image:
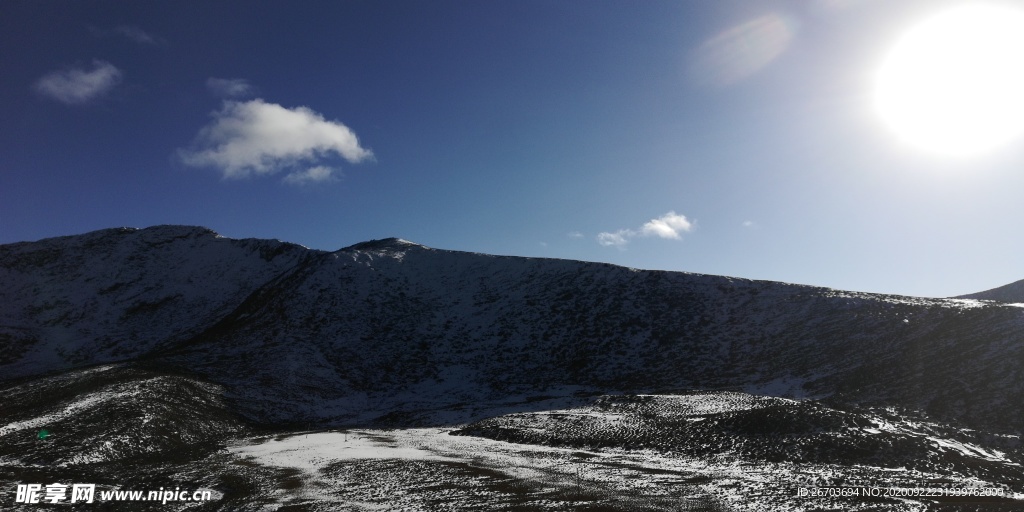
[2,226,1024,431]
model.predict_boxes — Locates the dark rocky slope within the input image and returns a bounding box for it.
[1,226,1022,432]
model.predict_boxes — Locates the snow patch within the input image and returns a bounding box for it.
[229,431,450,471]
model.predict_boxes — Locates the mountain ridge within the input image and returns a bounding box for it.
[3,225,1023,433]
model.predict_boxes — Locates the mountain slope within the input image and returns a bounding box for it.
[0,226,313,379]
[2,226,1023,433]
[958,279,1024,304]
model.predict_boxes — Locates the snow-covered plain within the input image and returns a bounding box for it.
[225,392,1024,512]
[228,426,1024,511]
[230,428,738,511]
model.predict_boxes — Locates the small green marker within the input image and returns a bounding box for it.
[37,429,49,440]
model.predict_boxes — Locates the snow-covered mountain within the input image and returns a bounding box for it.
[0,225,312,379]
[6,225,1024,510]
[3,225,1022,432]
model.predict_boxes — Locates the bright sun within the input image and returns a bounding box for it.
[875,4,1024,157]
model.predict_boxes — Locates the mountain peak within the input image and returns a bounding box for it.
[340,237,427,252]
[134,224,220,239]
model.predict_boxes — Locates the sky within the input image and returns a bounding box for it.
[3,0,1024,298]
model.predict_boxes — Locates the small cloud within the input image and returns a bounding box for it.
[34,60,122,105]
[206,77,256,98]
[283,166,338,185]
[114,25,165,45]
[640,211,693,239]
[178,98,373,180]
[742,220,756,228]
[598,211,695,248]
[567,231,584,239]
[597,230,633,248]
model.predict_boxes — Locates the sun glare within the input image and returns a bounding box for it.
[874,4,1024,157]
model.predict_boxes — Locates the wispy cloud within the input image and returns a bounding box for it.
[114,25,165,45]
[89,25,166,45]
[282,166,339,185]
[206,77,256,98]
[597,211,694,248]
[597,230,632,248]
[688,14,794,86]
[34,60,122,105]
[178,99,373,180]
[567,231,584,239]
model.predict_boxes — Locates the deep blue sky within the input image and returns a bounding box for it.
[3,0,1024,297]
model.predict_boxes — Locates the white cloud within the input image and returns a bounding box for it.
[640,211,693,239]
[598,211,694,248]
[597,230,634,248]
[34,60,122,105]
[283,166,338,185]
[178,99,373,180]
[743,220,755,228]
[567,231,584,239]
[207,77,256,98]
